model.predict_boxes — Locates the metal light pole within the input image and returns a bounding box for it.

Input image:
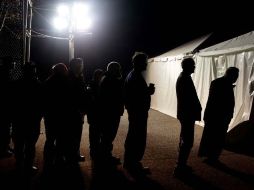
[27,0,33,62]
[68,12,75,61]
[53,2,92,61]
[68,33,75,61]
[22,0,28,64]
[22,0,33,64]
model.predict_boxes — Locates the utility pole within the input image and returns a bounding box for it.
[69,33,75,61]
[26,0,33,62]
[68,6,75,62]
[22,0,33,64]
[22,0,28,64]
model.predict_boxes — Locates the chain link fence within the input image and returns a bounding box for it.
[0,0,23,80]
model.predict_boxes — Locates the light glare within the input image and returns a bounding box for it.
[53,17,68,30]
[53,2,92,32]
[76,18,92,31]
[72,2,90,18]
[57,4,70,17]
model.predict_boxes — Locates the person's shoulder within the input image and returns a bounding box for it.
[212,76,222,83]
[126,70,135,79]
[177,72,188,81]
[128,69,135,75]
[211,77,226,88]
[178,72,190,78]
[99,75,108,86]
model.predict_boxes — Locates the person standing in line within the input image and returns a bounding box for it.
[65,58,87,164]
[0,56,13,158]
[174,57,202,176]
[87,69,104,161]
[43,63,69,170]
[248,79,254,122]
[12,62,42,174]
[98,62,124,167]
[198,67,239,165]
[123,52,155,176]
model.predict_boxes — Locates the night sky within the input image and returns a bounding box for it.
[31,0,254,80]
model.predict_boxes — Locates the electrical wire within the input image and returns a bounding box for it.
[0,0,9,31]
[33,6,54,12]
[32,8,52,26]
[32,29,68,40]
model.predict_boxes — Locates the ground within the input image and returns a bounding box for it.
[1,109,254,190]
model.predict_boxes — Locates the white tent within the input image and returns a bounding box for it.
[145,31,254,130]
[196,31,254,130]
[145,34,210,119]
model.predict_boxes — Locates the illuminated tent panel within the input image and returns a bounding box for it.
[196,31,254,130]
[145,35,210,119]
[145,31,254,130]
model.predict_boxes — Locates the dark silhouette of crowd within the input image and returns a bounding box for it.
[0,53,243,182]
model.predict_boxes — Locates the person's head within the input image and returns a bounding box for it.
[132,52,148,72]
[52,63,68,77]
[107,61,122,78]
[224,67,239,84]
[69,58,84,76]
[181,57,195,74]
[92,69,104,83]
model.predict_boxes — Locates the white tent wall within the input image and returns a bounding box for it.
[192,56,216,126]
[145,31,254,131]
[145,55,215,127]
[195,51,254,130]
[145,57,182,118]
[145,35,211,118]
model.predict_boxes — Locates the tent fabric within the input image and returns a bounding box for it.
[145,35,210,118]
[145,31,254,131]
[195,51,254,130]
[198,31,254,56]
[150,34,211,61]
[145,58,182,118]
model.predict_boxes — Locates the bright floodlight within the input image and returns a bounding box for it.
[53,17,69,30]
[72,2,91,31]
[76,18,92,31]
[53,2,92,32]
[57,4,70,17]
[72,2,90,18]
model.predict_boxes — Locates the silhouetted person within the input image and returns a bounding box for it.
[12,62,42,173]
[43,63,69,169]
[0,56,13,158]
[123,52,155,176]
[65,58,87,163]
[198,67,239,164]
[174,57,202,176]
[87,69,104,161]
[249,80,254,122]
[98,62,124,166]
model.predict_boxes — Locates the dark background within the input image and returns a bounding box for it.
[30,0,254,81]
